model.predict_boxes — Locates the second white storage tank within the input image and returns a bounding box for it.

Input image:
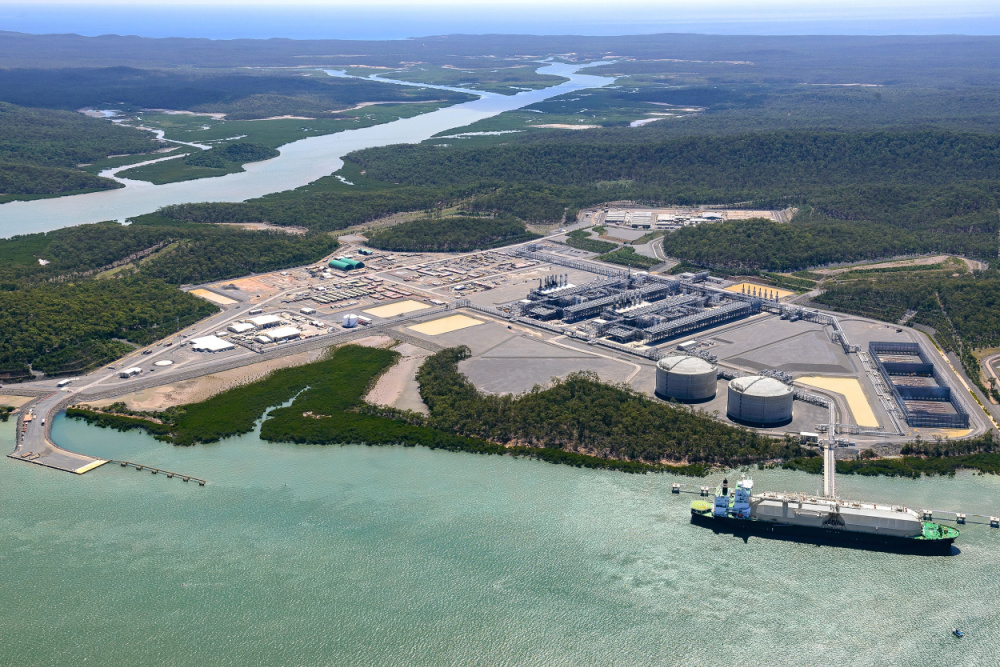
[727,376,794,426]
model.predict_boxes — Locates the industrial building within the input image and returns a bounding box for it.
[518,270,761,345]
[228,322,255,334]
[267,326,302,342]
[249,314,283,329]
[727,375,795,426]
[329,257,365,271]
[869,342,969,428]
[655,355,718,402]
[189,335,236,353]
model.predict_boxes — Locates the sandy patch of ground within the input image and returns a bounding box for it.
[408,314,483,336]
[364,343,431,415]
[797,377,879,428]
[347,335,396,349]
[532,124,601,129]
[143,108,228,119]
[823,255,952,275]
[725,282,795,300]
[188,289,238,305]
[225,276,281,299]
[215,223,308,235]
[245,115,316,121]
[364,300,431,318]
[83,349,328,411]
[0,395,35,408]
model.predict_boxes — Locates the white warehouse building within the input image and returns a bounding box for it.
[189,335,236,353]
[268,326,302,342]
[249,314,283,329]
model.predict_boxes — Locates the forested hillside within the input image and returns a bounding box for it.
[417,346,804,465]
[0,68,471,118]
[0,222,339,380]
[365,216,539,253]
[0,102,158,199]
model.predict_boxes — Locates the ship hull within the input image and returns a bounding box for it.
[691,511,957,556]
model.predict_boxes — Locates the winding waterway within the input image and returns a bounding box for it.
[0,62,612,238]
[1,415,998,665]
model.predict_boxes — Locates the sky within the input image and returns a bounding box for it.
[0,1,998,39]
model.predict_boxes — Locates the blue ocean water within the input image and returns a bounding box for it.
[1,4,999,39]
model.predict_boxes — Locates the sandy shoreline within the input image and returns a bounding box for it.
[364,342,431,415]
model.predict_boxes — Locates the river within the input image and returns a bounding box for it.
[0,62,612,238]
[1,415,998,665]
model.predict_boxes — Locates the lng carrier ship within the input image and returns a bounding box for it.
[690,443,959,554]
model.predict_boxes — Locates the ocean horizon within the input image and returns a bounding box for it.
[1,4,1000,40]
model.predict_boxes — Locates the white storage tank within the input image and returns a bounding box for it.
[727,376,794,426]
[655,355,717,402]
[343,313,359,328]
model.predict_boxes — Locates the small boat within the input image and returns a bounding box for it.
[953,628,964,638]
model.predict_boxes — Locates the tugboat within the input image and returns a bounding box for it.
[690,444,959,555]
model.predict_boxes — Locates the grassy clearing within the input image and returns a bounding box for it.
[598,246,659,268]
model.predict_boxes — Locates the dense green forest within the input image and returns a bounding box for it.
[417,346,804,465]
[340,131,1000,268]
[183,142,278,168]
[783,432,1000,477]
[68,345,665,474]
[0,102,158,199]
[0,277,217,380]
[0,67,471,118]
[0,221,339,378]
[365,216,539,253]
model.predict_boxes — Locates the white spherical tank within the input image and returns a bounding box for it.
[727,376,794,426]
[655,355,718,402]
[343,313,359,328]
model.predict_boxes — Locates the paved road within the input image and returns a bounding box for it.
[7,390,106,473]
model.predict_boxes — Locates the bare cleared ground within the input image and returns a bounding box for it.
[83,336,399,412]
[215,223,308,235]
[364,342,431,415]
[0,395,36,409]
[83,349,327,411]
[820,255,969,275]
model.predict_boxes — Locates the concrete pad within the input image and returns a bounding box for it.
[798,376,880,428]
[73,459,109,474]
[364,300,431,318]
[408,314,483,336]
[725,282,795,300]
[189,289,237,305]
[460,356,631,395]
[728,330,851,375]
[481,336,593,359]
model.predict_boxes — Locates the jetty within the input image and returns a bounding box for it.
[113,460,206,486]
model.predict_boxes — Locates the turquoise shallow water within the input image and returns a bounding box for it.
[2,415,999,666]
